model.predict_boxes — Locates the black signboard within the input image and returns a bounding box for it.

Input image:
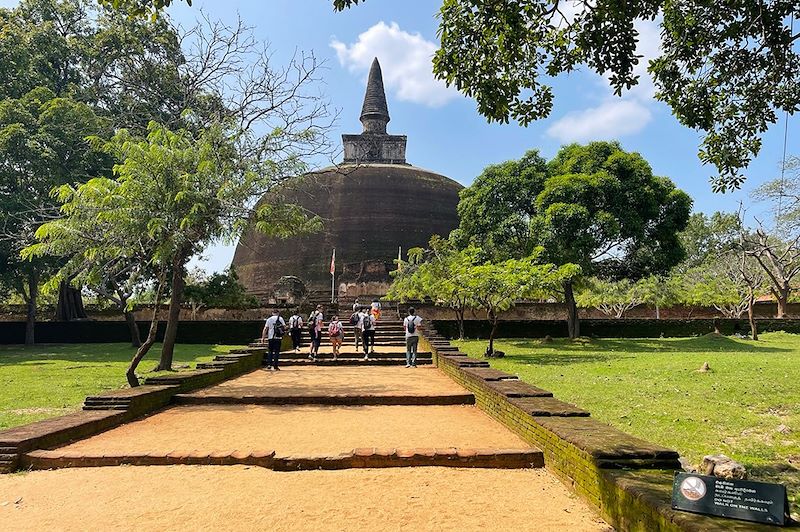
[672,472,790,526]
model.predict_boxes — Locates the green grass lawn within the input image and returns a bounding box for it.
[0,343,242,430]
[455,332,800,515]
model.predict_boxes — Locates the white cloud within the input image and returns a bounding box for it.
[548,19,662,142]
[331,21,460,108]
[547,100,653,142]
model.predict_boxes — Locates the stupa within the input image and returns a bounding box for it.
[231,58,463,301]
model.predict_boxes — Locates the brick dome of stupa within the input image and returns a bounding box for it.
[231,58,462,300]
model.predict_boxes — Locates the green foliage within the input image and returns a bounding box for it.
[96,0,190,19]
[0,86,110,311]
[184,268,258,309]
[677,212,742,271]
[333,0,800,191]
[576,278,645,319]
[455,142,692,279]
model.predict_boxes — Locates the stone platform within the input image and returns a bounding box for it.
[173,366,473,405]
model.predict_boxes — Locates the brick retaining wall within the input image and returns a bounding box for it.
[420,329,780,531]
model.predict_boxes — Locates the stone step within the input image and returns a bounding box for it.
[278,351,432,360]
[173,393,475,407]
[277,358,432,367]
[82,405,129,411]
[23,447,543,471]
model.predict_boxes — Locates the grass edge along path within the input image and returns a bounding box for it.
[454,331,800,517]
[0,343,242,430]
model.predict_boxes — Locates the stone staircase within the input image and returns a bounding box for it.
[243,319,427,366]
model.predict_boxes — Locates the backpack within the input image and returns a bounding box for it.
[362,314,373,330]
[406,316,416,334]
[329,321,341,337]
[290,316,301,330]
[349,312,359,326]
[307,312,318,331]
[273,317,285,338]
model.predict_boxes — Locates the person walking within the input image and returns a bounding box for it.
[352,298,361,313]
[288,311,303,353]
[350,306,362,349]
[261,309,286,371]
[308,305,324,361]
[360,308,376,360]
[370,298,382,322]
[403,307,423,368]
[328,315,344,360]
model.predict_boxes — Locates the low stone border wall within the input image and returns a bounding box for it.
[420,329,778,532]
[22,447,543,471]
[0,349,263,473]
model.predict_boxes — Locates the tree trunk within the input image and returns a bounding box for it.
[775,286,789,318]
[454,307,465,340]
[655,304,660,320]
[55,280,87,321]
[157,253,187,371]
[747,289,758,341]
[564,280,580,339]
[25,270,38,346]
[124,309,142,347]
[487,308,498,355]
[126,282,163,387]
[713,317,721,335]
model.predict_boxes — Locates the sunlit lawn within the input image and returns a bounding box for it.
[455,331,800,515]
[0,343,242,430]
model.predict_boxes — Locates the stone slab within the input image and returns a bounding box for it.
[461,367,519,381]
[510,397,591,417]
[533,416,680,464]
[485,380,554,398]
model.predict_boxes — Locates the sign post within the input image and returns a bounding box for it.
[672,472,790,526]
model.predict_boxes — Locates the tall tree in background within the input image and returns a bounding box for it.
[0,87,110,344]
[454,142,691,338]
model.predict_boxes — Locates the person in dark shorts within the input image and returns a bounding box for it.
[360,309,375,360]
[261,309,286,371]
[288,311,303,353]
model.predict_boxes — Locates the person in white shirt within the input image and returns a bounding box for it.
[308,305,324,361]
[370,298,382,321]
[404,307,423,368]
[261,310,286,371]
[359,309,375,359]
[288,312,303,353]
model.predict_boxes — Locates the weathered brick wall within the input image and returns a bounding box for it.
[420,331,769,531]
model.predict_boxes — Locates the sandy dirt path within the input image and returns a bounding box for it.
[54,404,529,455]
[185,366,468,398]
[0,466,611,531]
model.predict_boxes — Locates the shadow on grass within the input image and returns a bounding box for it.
[506,335,791,355]
[0,343,235,368]
[748,463,799,517]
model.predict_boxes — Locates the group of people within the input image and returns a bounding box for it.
[260,298,422,370]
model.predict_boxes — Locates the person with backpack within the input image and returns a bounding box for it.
[328,315,345,360]
[288,311,304,353]
[350,307,362,349]
[261,309,286,371]
[307,305,324,361]
[360,308,376,359]
[404,307,423,368]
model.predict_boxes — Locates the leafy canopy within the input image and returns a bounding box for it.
[454,142,692,280]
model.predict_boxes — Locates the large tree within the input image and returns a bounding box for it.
[0,87,110,344]
[454,142,691,338]
[31,121,322,377]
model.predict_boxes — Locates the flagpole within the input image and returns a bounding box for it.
[330,248,336,304]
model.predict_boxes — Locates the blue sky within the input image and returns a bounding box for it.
[3,0,795,272]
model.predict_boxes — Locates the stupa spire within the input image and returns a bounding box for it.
[359,57,390,134]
